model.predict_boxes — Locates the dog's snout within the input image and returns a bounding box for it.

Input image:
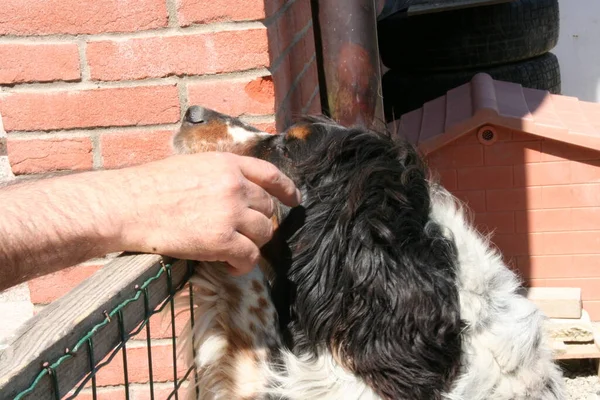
[185,106,206,124]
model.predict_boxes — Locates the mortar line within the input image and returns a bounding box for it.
[0,21,266,43]
[1,68,271,92]
[77,38,91,82]
[166,0,180,28]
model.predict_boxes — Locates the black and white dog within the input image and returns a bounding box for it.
[175,106,565,400]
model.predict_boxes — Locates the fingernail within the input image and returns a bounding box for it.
[295,189,303,204]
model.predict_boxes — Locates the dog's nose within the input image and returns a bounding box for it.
[184,106,206,124]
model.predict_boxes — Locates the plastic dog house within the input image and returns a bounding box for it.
[396,73,600,323]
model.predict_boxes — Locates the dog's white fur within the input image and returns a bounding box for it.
[177,124,564,399]
[180,183,564,400]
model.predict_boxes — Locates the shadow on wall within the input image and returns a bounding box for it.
[553,0,600,103]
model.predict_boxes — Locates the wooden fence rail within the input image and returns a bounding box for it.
[0,254,189,399]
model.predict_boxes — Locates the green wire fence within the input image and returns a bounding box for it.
[0,254,200,400]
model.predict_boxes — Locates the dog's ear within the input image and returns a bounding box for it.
[285,129,463,400]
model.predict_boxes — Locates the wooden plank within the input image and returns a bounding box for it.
[554,344,600,360]
[0,254,189,399]
[546,309,594,343]
[408,0,514,16]
[526,287,582,319]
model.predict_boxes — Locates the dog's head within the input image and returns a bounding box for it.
[174,106,463,400]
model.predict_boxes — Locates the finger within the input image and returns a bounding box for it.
[236,156,302,207]
[224,232,261,275]
[243,179,275,217]
[236,208,275,249]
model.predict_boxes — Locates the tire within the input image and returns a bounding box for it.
[378,0,560,71]
[382,52,561,121]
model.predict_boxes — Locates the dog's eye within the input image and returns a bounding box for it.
[277,145,290,158]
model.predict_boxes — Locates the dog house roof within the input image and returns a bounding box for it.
[396,73,600,155]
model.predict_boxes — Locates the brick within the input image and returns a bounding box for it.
[300,62,318,106]
[544,278,600,301]
[474,212,515,234]
[541,139,600,162]
[0,0,167,36]
[291,0,312,35]
[486,187,542,211]
[427,145,484,169]
[8,137,92,174]
[0,43,80,85]
[288,85,303,116]
[288,39,308,91]
[0,85,180,132]
[515,209,572,233]
[132,384,185,400]
[499,232,600,256]
[540,184,600,208]
[101,130,174,169]
[435,169,457,190]
[541,232,574,255]
[518,255,600,279]
[526,279,546,288]
[517,207,600,233]
[304,25,317,59]
[132,309,190,340]
[188,76,274,116]
[571,231,600,254]
[306,91,321,115]
[492,233,540,257]
[272,51,293,106]
[570,159,600,184]
[452,190,486,213]
[513,162,570,187]
[87,30,269,81]
[525,287,582,318]
[491,234,523,257]
[94,344,188,386]
[457,166,513,190]
[484,140,542,166]
[74,386,126,400]
[28,264,103,304]
[252,122,277,134]
[583,301,600,321]
[571,207,600,230]
[267,3,298,58]
[178,0,265,25]
[276,1,300,53]
[75,383,189,400]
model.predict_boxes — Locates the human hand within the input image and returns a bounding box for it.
[115,152,301,274]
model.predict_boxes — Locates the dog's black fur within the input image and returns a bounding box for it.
[256,119,464,399]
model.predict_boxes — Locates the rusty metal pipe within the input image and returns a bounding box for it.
[312,0,386,130]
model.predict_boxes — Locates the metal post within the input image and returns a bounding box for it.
[312,0,386,131]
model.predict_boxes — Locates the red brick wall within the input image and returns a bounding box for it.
[429,126,600,320]
[1,0,278,177]
[265,0,321,131]
[1,0,320,396]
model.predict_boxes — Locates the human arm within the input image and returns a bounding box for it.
[0,152,300,292]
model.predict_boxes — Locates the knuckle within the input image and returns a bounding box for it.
[263,196,275,217]
[216,227,236,245]
[264,219,275,238]
[264,165,282,185]
[248,248,261,266]
[221,174,244,194]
